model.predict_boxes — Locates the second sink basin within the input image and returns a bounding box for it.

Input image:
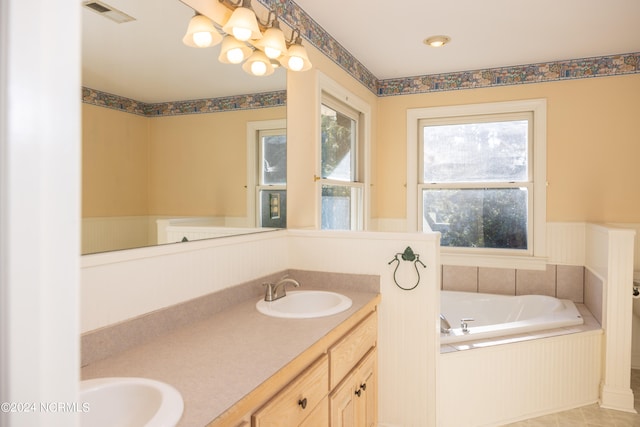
[79,377,184,427]
[256,290,352,319]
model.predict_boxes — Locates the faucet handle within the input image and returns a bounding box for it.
[460,318,474,332]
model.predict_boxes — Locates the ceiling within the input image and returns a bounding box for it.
[82,0,287,103]
[82,0,640,103]
[295,0,640,80]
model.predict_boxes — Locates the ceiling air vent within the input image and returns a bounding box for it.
[82,1,136,24]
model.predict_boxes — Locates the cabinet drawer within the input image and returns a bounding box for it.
[329,311,377,389]
[252,354,329,427]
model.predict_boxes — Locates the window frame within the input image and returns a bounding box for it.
[246,119,286,227]
[407,100,547,269]
[316,73,370,231]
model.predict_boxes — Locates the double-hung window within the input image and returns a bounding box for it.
[409,100,546,260]
[256,126,287,228]
[319,95,364,230]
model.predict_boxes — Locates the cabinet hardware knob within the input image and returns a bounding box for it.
[360,383,367,391]
[298,398,307,409]
[355,389,362,397]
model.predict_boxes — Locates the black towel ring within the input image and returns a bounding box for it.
[388,246,427,291]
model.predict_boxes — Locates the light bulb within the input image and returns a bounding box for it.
[288,56,304,72]
[264,46,281,59]
[226,47,245,64]
[193,31,213,48]
[232,27,252,42]
[251,60,267,76]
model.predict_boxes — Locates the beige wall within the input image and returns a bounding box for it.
[375,74,640,223]
[83,104,149,217]
[148,107,285,216]
[82,103,285,218]
[86,71,640,225]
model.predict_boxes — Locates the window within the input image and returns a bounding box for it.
[319,95,364,230]
[408,100,546,262]
[246,119,286,228]
[257,128,286,228]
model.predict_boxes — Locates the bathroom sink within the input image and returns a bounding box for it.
[79,377,184,427]
[256,290,352,319]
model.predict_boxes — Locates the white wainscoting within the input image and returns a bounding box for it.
[82,216,156,253]
[439,331,603,426]
[81,230,290,332]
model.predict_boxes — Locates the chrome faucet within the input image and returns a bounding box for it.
[461,318,474,333]
[263,277,300,302]
[440,314,452,334]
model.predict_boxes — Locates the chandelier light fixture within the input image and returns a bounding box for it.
[182,0,312,76]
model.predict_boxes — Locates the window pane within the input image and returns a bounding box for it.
[321,104,355,181]
[423,120,528,183]
[261,133,286,185]
[423,188,528,249]
[321,185,361,230]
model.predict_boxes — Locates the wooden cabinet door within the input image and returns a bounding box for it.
[354,349,377,427]
[329,371,356,427]
[330,349,377,427]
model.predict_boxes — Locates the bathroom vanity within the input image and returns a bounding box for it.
[249,310,377,427]
[81,274,380,427]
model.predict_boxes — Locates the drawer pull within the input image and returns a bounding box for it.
[360,383,367,391]
[298,398,307,409]
[355,389,362,397]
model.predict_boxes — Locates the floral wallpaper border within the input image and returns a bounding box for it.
[81,87,287,117]
[377,52,640,96]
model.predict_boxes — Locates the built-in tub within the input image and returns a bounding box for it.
[440,290,584,344]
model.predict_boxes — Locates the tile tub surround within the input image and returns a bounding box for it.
[81,269,379,366]
[81,271,379,426]
[442,264,587,303]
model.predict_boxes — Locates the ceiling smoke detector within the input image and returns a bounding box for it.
[83,1,136,24]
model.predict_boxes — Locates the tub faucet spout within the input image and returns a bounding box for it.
[440,314,452,334]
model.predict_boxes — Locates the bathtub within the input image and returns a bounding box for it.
[440,290,584,344]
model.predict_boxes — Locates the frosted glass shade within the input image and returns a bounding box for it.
[282,43,312,72]
[182,14,222,48]
[258,27,287,59]
[222,7,262,42]
[242,50,274,76]
[218,35,252,64]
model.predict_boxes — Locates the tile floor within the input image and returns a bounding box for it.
[503,369,640,426]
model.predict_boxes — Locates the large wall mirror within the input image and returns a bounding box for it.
[81,0,287,255]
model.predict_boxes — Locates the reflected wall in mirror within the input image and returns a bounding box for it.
[81,0,287,255]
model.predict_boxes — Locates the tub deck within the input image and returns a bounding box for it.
[440,304,600,353]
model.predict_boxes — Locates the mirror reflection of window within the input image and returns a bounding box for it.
[258,128,287,228]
